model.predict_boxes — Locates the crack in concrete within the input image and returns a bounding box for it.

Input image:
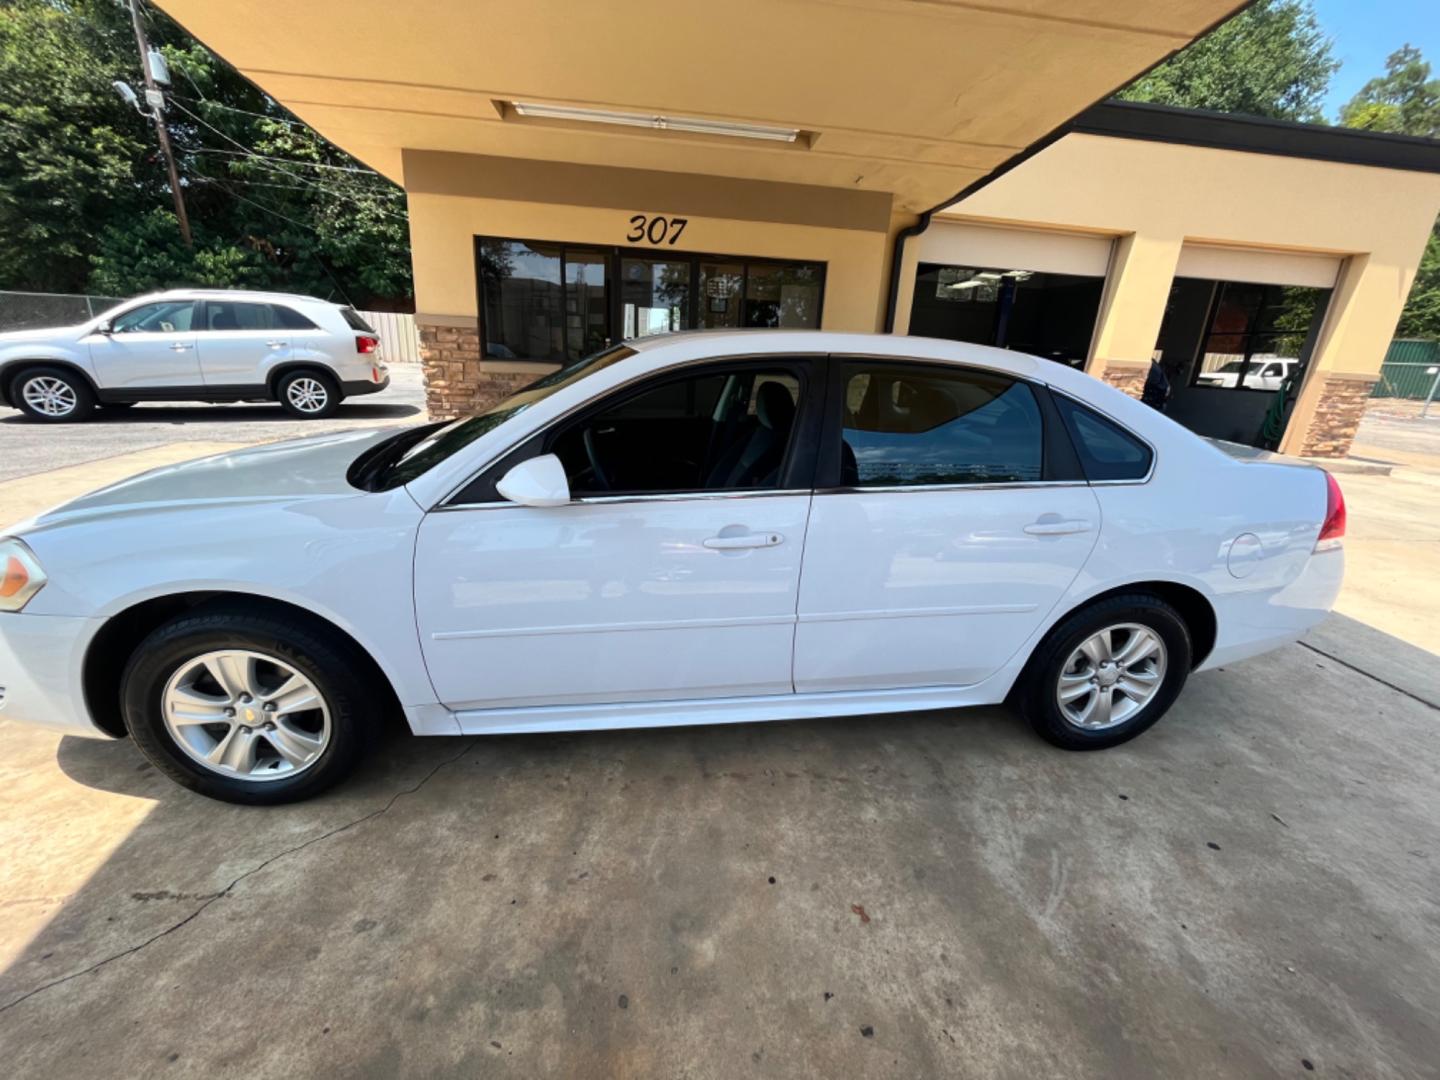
[1298,641,1439,711]
[0,738,478,1015]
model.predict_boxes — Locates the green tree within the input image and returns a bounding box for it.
[0,0,411,306]
[1338,45,1440,138]
[1118,0,1337,122]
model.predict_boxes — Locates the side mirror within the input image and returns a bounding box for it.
[496,454,571,508]
[95,319,113,335]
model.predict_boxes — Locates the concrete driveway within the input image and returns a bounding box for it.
[1,620,1437,1078]
[2,384,1438,1078]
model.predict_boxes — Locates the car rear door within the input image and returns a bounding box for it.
[792,358,1101,692]
[86,299,202,390]
[194,300,288,387]
[412,358,821,713]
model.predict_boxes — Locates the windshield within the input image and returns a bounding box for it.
[352,345,636,491]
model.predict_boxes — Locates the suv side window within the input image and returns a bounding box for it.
[271,305,319,330]
[1052,395,1152,482]
[111,300,195,334]
[549,365,804,497]
[837,362,1044,487]
[200,301,276,332]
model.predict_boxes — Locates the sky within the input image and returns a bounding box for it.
[1312,0,1440,118]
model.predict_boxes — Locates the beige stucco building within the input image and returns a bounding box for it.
[159,0,1440,457]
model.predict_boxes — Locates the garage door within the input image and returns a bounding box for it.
[915,221,1114,277]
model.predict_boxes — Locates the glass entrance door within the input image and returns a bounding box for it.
[620,257,691,339]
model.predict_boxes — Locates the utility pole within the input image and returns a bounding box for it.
[126,0,191,247]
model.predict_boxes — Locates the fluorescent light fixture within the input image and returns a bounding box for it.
[509,101,800,143]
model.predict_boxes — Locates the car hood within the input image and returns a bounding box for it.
[10,427,402,534]
[0,323,88,343]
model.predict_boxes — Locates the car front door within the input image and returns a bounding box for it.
[86,299,202,390]
[793,359,1101,692]
[412,359,820,712]
[195,300,289,386]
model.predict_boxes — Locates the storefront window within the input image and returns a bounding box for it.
[908,263,1103,367]
[477,237,825,357]
[477,239,609,363]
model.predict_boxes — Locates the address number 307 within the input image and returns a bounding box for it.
[627,214,689,246]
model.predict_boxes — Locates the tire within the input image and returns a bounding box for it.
[276,369,342,419]
[121,606,383,804]
[1015,593,1192,751]
[10,366,96,423]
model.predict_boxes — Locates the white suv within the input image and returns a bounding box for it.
[0,289,391,422]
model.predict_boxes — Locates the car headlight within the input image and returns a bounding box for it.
[0,538,47,612]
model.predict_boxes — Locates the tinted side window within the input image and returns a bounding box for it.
[271,305,318,330]
[550,367,801,496]
[839,363,1043,487]
[201,302,275,332]
[1053,396,1152,481]
[111,301,194,333]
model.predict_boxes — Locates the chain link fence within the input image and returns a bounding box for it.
[0,290,128,332]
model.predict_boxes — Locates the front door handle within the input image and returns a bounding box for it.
[703,532,784,551]
[1024,517,1092,537]
[265,340,285,349]
[169,342,193,352]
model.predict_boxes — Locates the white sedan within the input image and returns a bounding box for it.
[0,332,1345,804]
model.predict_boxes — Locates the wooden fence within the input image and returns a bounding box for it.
[358,309,421,364]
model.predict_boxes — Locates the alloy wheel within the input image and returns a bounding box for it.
[161,649,332,781]
[286,377,329,414]
[22,376,77,418]
[1055,622,1168,731]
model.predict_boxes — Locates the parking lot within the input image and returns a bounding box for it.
[1,390,1438,1077]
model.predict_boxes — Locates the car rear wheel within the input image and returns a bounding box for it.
[1016,593,1192,751]
[121,607,382,804]
[11,366,95,423]
[276,369,341,419]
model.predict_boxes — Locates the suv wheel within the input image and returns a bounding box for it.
[11,366,95,423]
[276,369,341,419]
[121,607,383,804]
[1016,593,1192,751]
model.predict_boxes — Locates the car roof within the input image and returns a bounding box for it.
[134,289,344,307]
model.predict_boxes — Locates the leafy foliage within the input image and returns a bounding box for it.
[1117,0,1338,122]
[1338,45,1440,138]
[0,0,411,305]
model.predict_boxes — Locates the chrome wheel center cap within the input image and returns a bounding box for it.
[1095,664,1120,688]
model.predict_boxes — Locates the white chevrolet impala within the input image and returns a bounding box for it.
[0,332,1345,804]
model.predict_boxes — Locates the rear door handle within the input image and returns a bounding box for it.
[265,340,285,349]
[169,342,193,352]
[703,532,784,550]
[1024,518,1092,536]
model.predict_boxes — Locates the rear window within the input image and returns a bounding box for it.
[340,307,376,333]
[1053,395,1152,482]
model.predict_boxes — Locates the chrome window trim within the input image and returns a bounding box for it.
[814,480,1088,495]
[438,488,813,512]
[433,350,830,510]
[1047,387,1157,486]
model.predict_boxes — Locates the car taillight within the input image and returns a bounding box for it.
[1315,470,1345,552]
[356,335,379,354]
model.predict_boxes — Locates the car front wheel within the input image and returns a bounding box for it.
[121,607,382,804]
[1016,593,1192,751]
[276,369,342,419]
[11,367,95,423]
